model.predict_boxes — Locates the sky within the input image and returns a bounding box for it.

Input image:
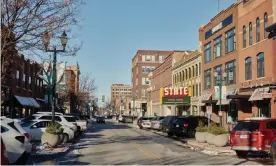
[61,0,236,105]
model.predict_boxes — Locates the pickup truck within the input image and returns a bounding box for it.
[63,115,87,132]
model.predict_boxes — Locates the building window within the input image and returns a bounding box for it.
[196,84,198,96]
[199,83,201,96]
[256,17,260,42]
[199,62,201,75]
[245,57,252,80]
[264,13,268,38]
[158,55,163,63]
[195,64,198,77]
[204,43,211,63]
[145,78,150,85]
[249,22,252,45]
[142,55,145,62]
[16,70,20,87]
[214,35,222,59]
[204,69,211,89]
[151,56,155,62]
[182,71,184,81]
[192,66,195,77]
[180,72,182,82]
[192,85,195,97]
[146,55,151,62]
[225,28,236,53]
[243,26,246,48]
[257,52,264,78]
[142,89,146,97]
[142,66,145,72]
[25,74,28,89]
[225,60,236,85]
[185,69,188,80]
[151,66,155,71]
[188,68,191,79]
[146,66,151,72]
[214,65,222,86]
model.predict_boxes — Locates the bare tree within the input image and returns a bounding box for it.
[1,0,84,81]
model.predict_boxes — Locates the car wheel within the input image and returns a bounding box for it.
[188,129,195,138]
[167,132,174,137]
[269,141,276,159]
[235,150,248,158]
[63,134,69,143]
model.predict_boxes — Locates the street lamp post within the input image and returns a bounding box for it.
[214,71,227,127]
[42,31,68,122]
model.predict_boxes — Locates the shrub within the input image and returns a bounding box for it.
[46,122,63,134]
[196,120,207,132]
[207,123,227,135]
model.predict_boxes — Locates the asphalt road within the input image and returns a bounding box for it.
[57,120,275,165]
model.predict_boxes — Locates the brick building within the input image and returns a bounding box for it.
[199,3,239,128]
[1,54,45,118]
[232,0,276,120]
[147,51,191,116]
[131,50,173,116]
[110,84,132,115]
[172,50,202,116]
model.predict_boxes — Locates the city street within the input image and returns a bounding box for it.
[41,120,274,165]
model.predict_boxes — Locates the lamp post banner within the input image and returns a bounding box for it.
[214,86,227,100]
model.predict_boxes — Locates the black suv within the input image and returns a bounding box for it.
[161,116,179,133]
[167,116,210,138]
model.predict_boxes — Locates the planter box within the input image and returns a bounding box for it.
[41,132,60,148]
[195,132,205,143]
[205,132,214,145]
[213,134,228,147]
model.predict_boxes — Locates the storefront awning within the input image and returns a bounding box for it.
[227,95,251,99]
[216,89,237,105]
[198,92,212,106]
[14,95,35,108]
[249,87,270,101]
[28,98,40,108]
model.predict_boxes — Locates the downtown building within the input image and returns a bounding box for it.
[198,0,276,129]
[131,50,173,117]
[110,84,132,115]
[147,51,192,116]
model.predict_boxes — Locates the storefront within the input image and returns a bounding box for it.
[160,87,191,116]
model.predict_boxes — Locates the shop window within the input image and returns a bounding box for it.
[245,57,252,80]
[214,35,222,59]
[256,17,260,42]
[204,69,211,89]
[225,60,236,85]
[204,43,211,63]
[257,52,264,78]
[249,22,252,45]
[243,26,246,48]
[264,13,268,38]
[225,28,236,54]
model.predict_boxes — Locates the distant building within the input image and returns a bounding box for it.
[110,84,132,115]
[131,50,173,116]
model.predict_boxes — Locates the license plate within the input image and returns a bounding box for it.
[240,135,248,139]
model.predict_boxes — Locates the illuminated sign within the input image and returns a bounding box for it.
[160,87,191,105]
[164,87,190,97]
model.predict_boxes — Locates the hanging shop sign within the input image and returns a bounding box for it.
[162,96,190,105]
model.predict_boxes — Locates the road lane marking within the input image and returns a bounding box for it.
[131,143,166,164]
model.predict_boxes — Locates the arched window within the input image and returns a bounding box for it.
[192,66,194,77]
[245,57,252,80]
[256,17,260,42]
[249,22,252,45]
[257,52,264,78]
[195,64,198,77]
[243,26,246,48]
[264,13,268,38]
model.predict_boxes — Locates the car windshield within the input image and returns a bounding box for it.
[64,117,77,122]
[21,121,36,127]
[233,121,260,131]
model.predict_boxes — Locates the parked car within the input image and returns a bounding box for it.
[64,115,87,131]
[21,120,74,142]
[161,116,179,133]
[137,117,143,128]
[167,116,210,138]
[151,116,165,130]
[30,114,78,133]
[1,118,29,164]
[270,136,276,159]
[1,137,9,165]
[96,116,105,123]
[229,117,276,157]
[139,116,155,129]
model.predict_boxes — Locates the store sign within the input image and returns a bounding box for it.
[260,93,272,98]
[205,14,233,40]
[162,96,190,105]
[164,87,190,97]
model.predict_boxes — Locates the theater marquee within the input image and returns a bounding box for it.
[160,87,191,105]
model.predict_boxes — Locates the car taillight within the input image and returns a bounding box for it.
[183,124,188,127]
[15,136,25,143]
[24,133,30,139]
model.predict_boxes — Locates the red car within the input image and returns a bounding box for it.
[1,137,9,165]
[229,118,276,157]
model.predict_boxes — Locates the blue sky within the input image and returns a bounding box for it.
[61,0,235,104]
